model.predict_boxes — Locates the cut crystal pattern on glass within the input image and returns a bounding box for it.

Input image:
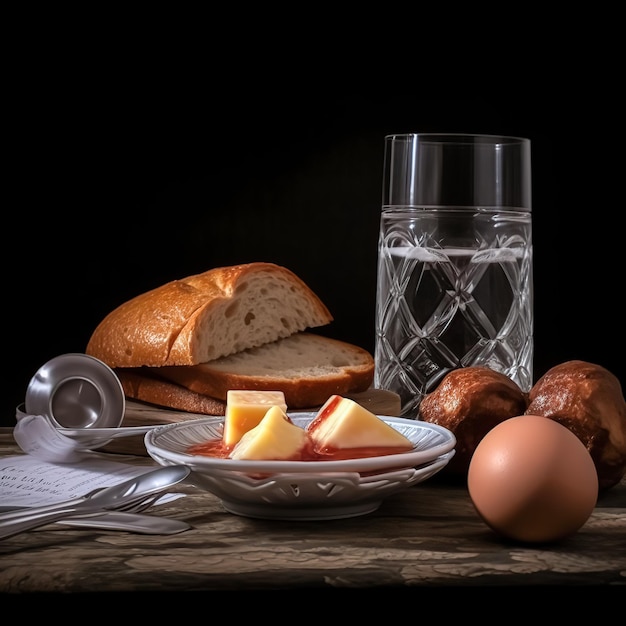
[375,213,533,418]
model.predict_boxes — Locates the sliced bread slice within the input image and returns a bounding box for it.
[156,332,375,409]
[116,368,227,415]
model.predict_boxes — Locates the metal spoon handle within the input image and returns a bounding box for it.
[0,491,157,530]
[0,506,98,540]
[57,512,191,534]
[0,496,92,522]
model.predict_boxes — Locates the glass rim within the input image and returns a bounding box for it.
[383,133,531,209]
[385,133,530,145]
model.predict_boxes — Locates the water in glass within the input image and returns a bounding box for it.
[375,207,533,418]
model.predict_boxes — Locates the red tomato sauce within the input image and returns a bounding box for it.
[187,438,413,461]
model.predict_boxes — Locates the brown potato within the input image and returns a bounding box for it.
[526,360,626,490]
[418,366,528,478]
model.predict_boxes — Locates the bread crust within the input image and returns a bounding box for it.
[117,368,226,415]
[86,263,333,368]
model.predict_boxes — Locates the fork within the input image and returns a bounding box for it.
[103,492,166,514]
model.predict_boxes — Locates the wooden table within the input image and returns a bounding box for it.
[1,424,625,602]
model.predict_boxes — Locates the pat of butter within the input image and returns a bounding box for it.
[223,390,288,447]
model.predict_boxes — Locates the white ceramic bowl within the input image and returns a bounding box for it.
[145,413,456,520]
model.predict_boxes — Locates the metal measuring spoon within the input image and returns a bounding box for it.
[19,354,171,457]
[24,353,126,432]
[57,424,161,446]
[15,405,163,461]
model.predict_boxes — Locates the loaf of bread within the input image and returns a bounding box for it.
[155,332,375,409]
[86,262,376,414]
[526,360,626,490]
[86,262,333,367]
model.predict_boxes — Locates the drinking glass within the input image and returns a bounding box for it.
[374,133,533,418]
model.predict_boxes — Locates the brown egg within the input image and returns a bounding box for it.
[467,414,599,544]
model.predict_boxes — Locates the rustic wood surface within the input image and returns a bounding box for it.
[1,425,625,598]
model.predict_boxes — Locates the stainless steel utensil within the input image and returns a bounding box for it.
[0,492,190,535]
[54,512,191,534]
[24,353,126,430]
[57,423,161,447]
[0,464,191,540]
[0,498,189,533]
[15,405,161,445]
[13,410,165,463]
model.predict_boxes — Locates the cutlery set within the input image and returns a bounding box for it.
[0,465,192,539]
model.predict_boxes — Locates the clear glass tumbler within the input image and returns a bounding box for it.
[374,134,533,418]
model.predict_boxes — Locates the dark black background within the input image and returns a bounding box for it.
[4,96,624,426]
